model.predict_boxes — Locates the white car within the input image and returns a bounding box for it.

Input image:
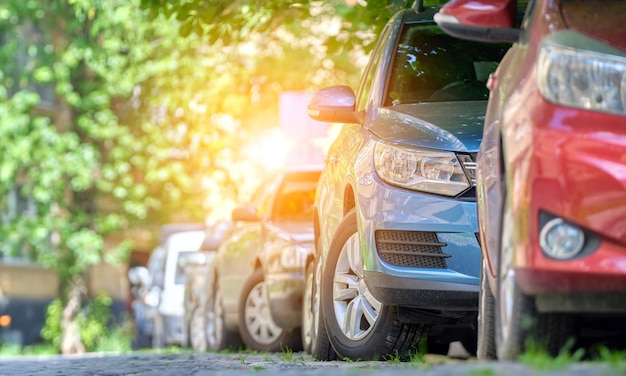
[151,230,206,347]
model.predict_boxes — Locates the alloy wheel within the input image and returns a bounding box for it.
[332,232,381,340]
[243,281,283,345]
[190,307,207,352]
[206,287,224,350]
[301,262,314,352]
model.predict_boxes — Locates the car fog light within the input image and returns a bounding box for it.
[539,218,585,260]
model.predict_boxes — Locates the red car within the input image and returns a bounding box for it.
[435,0,626,360]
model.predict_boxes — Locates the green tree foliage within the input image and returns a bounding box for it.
[0,0,241,353]
[0,0,369,354]
[140,0,414,52]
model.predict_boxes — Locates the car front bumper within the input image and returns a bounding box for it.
[354,165,482,311]
[504,98,626,304]
[266,272,305,329]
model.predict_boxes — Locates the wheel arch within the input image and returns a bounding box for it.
[342,184,356,217]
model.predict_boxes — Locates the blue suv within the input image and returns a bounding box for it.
[304,1,508,360]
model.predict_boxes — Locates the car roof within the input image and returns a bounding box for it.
[401,4,440,24]
[282,163,324,174]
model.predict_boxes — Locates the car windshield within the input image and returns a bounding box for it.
[273,171,320,222]
[386,23,509,105]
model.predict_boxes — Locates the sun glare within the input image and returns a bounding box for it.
[243,129,295,172]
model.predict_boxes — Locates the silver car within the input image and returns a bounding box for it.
[202,164,322,352]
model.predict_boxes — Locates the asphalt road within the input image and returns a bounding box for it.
[0,349,624,376]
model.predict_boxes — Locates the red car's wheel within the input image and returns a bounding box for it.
[495,194,576,360]
[477,257,496,359]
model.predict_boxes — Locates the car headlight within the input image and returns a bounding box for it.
[374,142,471,196]
[537,30,626,116]
[280,244,310,271]
[265,243,312,273]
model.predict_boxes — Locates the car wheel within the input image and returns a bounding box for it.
[495,194,576,360]
[302,260,314,354]
[307,256,337,360]
[189,306,208,352]
[477,258,496,359]
[495,192,532,360]
[322,208,425,360]
[206,278,240,351]
[239,268,300,352]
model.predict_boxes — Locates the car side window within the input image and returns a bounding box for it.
[356,25,391,113]
[273,180,318,222]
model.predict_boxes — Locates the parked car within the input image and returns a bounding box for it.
[128,223,205,349]
[203,164,322,352]
[305,1,508,360]
[435,0,626,360]
[181,221,232,351]
[151,230,207,347]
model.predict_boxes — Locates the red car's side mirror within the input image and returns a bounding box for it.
[434,0,520,43]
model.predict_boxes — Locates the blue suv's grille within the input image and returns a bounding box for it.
[375,230,450,269]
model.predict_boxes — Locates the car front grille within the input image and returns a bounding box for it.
[375,230,450,269]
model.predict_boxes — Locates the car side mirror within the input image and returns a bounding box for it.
[231,204,261,222]
[434,0,521,43]
[307,85,362,124]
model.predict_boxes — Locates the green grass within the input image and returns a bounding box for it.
[0,342,60,357]
[518,338,585,370]
[384,350,402,364]
[470,367,501,376]
[278,346,297,362]
[262,351,275,362]
[237,353,248,364]
[589,345,626,373]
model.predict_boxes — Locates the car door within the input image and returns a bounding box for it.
[217,177,278,318]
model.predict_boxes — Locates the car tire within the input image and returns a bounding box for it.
[302,260,314,354]
[307,257,337,360]
[477,258,496,360]
[239,268,301,352]
[495,194,576,360]
[189,306,208,352]
[322,208,425,361]
[206,278,241,351]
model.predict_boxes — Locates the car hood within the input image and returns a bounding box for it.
[369,101,486,152]
[269,221,314,244]
[561,0,626,52]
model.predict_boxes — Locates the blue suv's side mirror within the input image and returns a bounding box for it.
[307,85,361,124]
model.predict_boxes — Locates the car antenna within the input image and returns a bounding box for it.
[412,0,424,12]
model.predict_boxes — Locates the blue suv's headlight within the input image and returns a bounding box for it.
[538,30,626,116]
[374,142,470,197]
